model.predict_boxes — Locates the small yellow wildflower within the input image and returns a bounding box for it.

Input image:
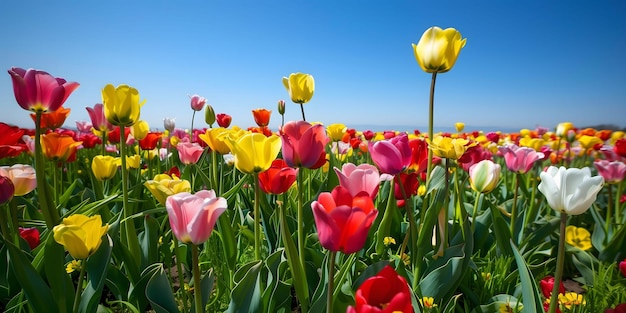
[66,259,83,274]
[400,253,410,266]
[419,297,437,309]
[418,185,426,196]
[565,225,592,250]
[481,272,492,281]
[383,237,396,246]
[559,292,585,310]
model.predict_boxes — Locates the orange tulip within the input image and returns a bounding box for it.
[252,108,271,127]
[41,133,82,162]
[30,107,71,130]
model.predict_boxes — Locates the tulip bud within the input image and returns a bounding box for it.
[455,122,465,133]
[164,117,175,133]
[277,100,285,115]
[189,94,207,111]
[205,105,216,126]
[469,160,500,193]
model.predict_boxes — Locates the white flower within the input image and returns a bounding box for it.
[538,166,604,215]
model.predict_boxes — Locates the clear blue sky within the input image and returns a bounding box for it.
[1,1,625,133]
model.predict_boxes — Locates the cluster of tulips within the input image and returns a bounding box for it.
[1,26,626,313]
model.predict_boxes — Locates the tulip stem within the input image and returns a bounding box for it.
[173,237,189,313]
[0,205,12,245]
[72,262,86,313]
[327,251,337,313]
[191,243,204,313]
[279,193,309,312]
[471,192,482,235]
[254,173,261,260]
[101,130,107,156]
[299,103,306,121]
[510,174,520,243]
[548,213,567,313]
[615,181,623,223]
[606,184,613,235]
[297,169,306,270]
[120,125,141,265]
[426,72,437,181]
[34,111,58,229]
[190,111,196,142]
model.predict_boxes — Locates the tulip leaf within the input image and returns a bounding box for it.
[225,260,263,313]
[56,179,78,210]
[214,214,238,271]
[260,250,291,312]
[486,200,513,256]
[43,235,74,313]
[598,217,626,262]
[572,250,596,286]
[5,238,57,313]
[80,234,113,313]
[144,263,180,313]
[139,215,160,269]
[510,239,543,313]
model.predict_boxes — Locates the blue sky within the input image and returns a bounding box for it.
[1,1,625,133]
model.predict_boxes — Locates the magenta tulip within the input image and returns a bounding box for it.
[498,144,544,174]
[368,133,412,175]
[334,163,380,199]
[165,190,227,244]
[0,176,14,205]
[280,120,329,169]
[311,186,378,254]
[176,142,205,165]
[8,67,79,113]
[594,160,626,184]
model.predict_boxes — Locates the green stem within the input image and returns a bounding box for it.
[9,199,20,246]
[510,174,519,243]
[34,111,58,229]
[0,204,12,244]
[471,192,482,235]
[615,180,623,223]
[173,237,188,313]
[211,151,219,193]
[548,213,567,313]
[606,184,613,234]
[72,262,86,313]
[254,173,261,260]
[190,111,196,142]
[396,176,417,264]
[120,125,141,264]
[191,243,204,313]
[101,130,107,156]
[297,169,305,269]
[523,168,538,235]
[426,72,437,181]
[436,158,450,257]
[299,103,306,121]
[279,194,309,312]
[327,251,337,313]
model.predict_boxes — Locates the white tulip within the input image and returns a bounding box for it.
[538,166,604,215]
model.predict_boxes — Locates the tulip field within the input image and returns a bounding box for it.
[2,27,626,313]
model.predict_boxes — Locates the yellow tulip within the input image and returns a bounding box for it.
[224,132,281,174]
[126,154,141,169]
[556,122,574,137]
[578,135,603,150]
[428,136,473,159]
[326,123,347,141]
[102,84,144,127]
[53,214,109,259]
[131,120,149,140]
[144,174,192,206]
[519,137,545,151]
[91,155,120,181]
[282,72,315,104]
[198,127,232,154]
[412,26,466,73]
[564,225,592,250]
[454,122,465,133]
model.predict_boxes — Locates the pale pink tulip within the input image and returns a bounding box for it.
[594,160,626,184]
[165,190,227,244]
[334,163,380,199]
[176,142,205,165]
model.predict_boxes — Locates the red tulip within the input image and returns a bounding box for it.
[280,120,329,169]
[8,67,79,113]
[0,175,14,205]
[458,144,492,172]
[0,122,26,159]
[216,113,232,128]
[614,139,626,158]
[362,130,375,141]
[139,132,162,150]
[620,259,626,277]
[408,138,438,174]
[311,186,378,254]
[394,172,419,207]
[19,227,40,250]
[79,133,102,149]
[539,276,565,298]
[606,303,626,313]
[258,159,298,195]
[346,265,413,313]
[108,126,131,144]
[252,108,271,127]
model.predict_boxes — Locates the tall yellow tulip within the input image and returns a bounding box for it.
[53,214,109,260]
[224,132,281,174]
[282,72,315,104]
[412,26,466,73]
[102,84,144,127]
[91,155,120,181]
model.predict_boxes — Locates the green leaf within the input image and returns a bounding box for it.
[5,238,57,313]
[487,200,513,256]
[510,240,543,313]
[80,235,114,313]
[225,260,263,313]
[43,235,74,313]
[144,263,180,313]
[140,215,160,270]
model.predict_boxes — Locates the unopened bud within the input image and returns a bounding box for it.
[277,100,285,115]
[205,104,216,126]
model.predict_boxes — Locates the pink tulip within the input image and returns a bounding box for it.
[498,144,544,174]
[75,121,93,133]
[594,160,626,184]
[368,133,412,175]
[165,190,227,244]
[334,163,380,199]
[311,186,378,254]
[190,94,207,111]
[280,120,329,169]
[86,103,114,132]
[8,67,79,112]
[0,164,37,196]
[176,142,205,165]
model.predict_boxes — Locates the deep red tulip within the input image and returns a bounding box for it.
[606,303,626,313]
[614,138,626,158]
[79,133,102,149]
[108,126,131,144]
[346,265,413,313]
[394,172,419,207]
[539,276,565,298]
[280,120,329,169]
[19,227,40,250]
[166,166,181,178]
[0,175,14,205]
[362,130,375,141]
[258,159,298,195]
[216,113,232,128]
[458,144,492,172]
[620,259,626,278]
[0,122,26,159]
[311,186,377,254]
[8,67,79,113]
